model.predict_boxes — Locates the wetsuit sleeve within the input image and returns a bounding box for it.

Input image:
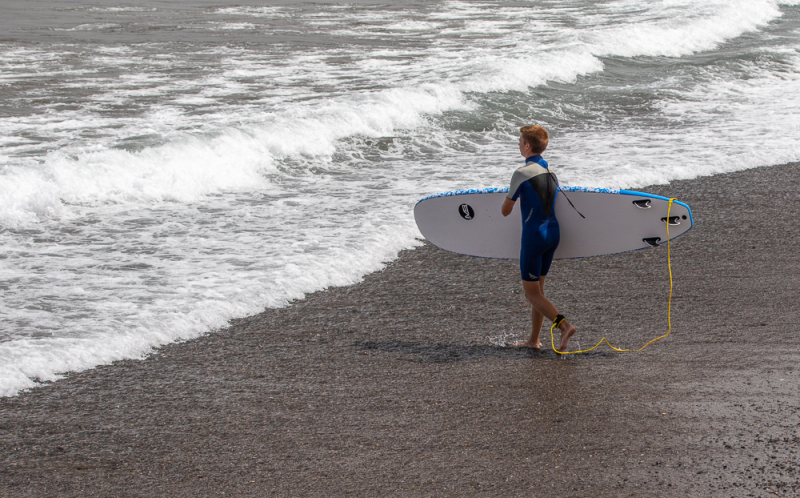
[507,169,525,201]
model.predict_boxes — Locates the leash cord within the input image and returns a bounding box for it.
[551,198,676,355]
[549,171,586,219]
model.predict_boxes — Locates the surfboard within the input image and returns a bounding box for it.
[414,187,693,259]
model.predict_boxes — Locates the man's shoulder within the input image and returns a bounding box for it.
[511,161,549,181]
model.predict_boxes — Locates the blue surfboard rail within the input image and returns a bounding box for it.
[415,186,694,229]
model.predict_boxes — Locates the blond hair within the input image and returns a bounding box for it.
[520,125,549,154]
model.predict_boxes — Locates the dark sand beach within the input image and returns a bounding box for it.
[2,163,799,497]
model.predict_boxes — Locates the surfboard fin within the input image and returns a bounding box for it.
[661,216,681,225]
[643,237,662,247]
[632,199,651,209]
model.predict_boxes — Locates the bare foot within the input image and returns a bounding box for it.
[514,340,542,350]
[558,322,576,352]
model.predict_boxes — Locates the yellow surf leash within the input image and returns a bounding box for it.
[551,198,676,355]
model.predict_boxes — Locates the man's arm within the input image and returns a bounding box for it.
[501,197,515,217]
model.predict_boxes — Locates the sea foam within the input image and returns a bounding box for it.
[1,0,798,397]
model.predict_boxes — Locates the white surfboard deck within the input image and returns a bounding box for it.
[414,187,693,259]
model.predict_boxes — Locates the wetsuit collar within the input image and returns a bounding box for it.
[525,155,547,167]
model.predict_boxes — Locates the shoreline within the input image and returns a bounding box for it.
[2,162,799,496]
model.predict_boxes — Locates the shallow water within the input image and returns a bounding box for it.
[1,0,799,396]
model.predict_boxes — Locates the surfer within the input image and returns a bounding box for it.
[501,125,576,352]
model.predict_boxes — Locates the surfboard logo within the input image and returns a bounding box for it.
[458,204,474,220]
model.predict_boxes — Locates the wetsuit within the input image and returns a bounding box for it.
[507,155,560,282]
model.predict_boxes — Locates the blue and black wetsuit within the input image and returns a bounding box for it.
[507,155,560,282]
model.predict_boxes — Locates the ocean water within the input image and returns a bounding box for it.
[2,0,799,396]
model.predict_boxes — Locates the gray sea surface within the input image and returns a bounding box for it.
[1,0,799,396]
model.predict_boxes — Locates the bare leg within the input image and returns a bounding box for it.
[515,276,545,349]
[520,279,576,352]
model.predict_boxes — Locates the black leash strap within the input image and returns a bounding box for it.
[549,171,585,219]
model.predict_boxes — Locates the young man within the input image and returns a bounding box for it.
[501,125,576,352]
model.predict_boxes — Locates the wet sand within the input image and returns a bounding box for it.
[2,163,799,497]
